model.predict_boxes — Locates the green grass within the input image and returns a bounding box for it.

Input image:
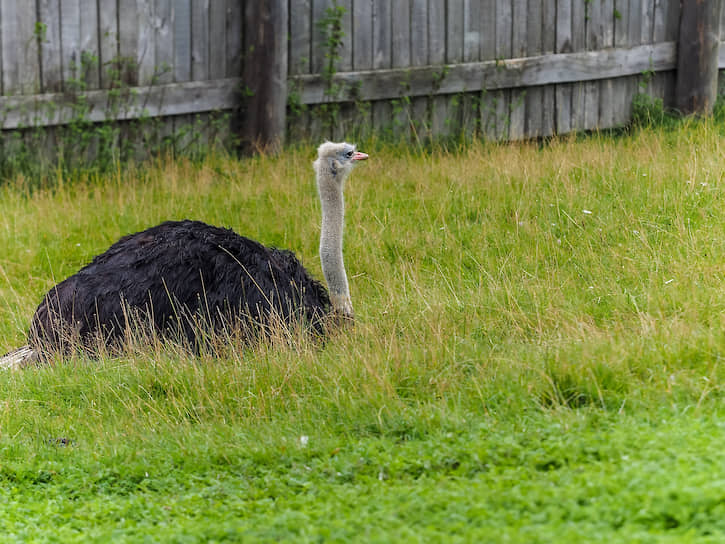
[3,122,725,540]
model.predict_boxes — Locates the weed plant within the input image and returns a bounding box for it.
[1,121,725,539]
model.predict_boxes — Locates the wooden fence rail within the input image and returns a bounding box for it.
[290,43,677,104]
[0,0,723,151]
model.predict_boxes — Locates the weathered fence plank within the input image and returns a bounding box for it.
[350,0,373,138]
[445,0,465,137]
[39,0,64,92]
[524,0,543,138]
[480,0,498,140]
[371,0,392,136]
[541,0,556,136]
[599,0,615,129]
[428,0,447,138]
[173,0,192,82]
[289,0,311,75]
[653,0,667,42]
[241,1,288,151]
[312,0,331,74]
[191,0,209,81]
[339,0,353,71]
[137,0,156,85]
[392,0,411,69]
[584,0,601,130]
[509,0,527,140]
[495,0,513,140]
[666,0,680,40]
[99,0,118,88]
[372,0,391,69]
[172,0,194,154]
[628,0,642,44]
[118,0,139,85]
[570,0,586,131]
[464,0,480,63]
[20,2,41,94]
[640,0,656,104]
[612,0,630,127]
[226,0,243,77]
[353,0,373,71]
[60,0,82,87]
[410,0,429,141]
[461,0,481,137]
[448,0,465,64]
[649,0,667,105]
[152,0,175,146]
[625,0,643,120]
[155,0,174,85]
[676,0,723,115]
[1,1,40,95]
[209,1,227,80]
[336,0,355,140]
[555,0,572,134]
[80,0,101,88]
[642,0,655,43]
[391,0,411,137]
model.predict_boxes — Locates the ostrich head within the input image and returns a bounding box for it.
[313,141,368,183]
[313,142,368,320]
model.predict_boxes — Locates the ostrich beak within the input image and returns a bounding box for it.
[352,151,368,161]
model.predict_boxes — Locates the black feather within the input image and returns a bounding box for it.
[29,220,331,354]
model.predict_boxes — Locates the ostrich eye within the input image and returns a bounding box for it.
[345,150,354,158]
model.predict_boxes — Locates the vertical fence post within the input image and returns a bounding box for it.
[675,0,723,116]
[241,0,288,153]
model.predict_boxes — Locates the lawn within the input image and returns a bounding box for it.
[1,122,725,541]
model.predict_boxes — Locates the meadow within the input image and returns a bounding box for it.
[1,121,725,541]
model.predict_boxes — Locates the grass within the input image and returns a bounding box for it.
[2,121,725,540]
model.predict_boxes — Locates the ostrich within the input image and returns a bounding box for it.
[0,141,367,368]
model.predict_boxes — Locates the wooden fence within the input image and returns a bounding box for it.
[0,0,723,152]
[0,0,242,157]
[285,0,683,143]
[281,0,722,143]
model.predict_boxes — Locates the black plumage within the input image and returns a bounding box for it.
[29,219,331,354]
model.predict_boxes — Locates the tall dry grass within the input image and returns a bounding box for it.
[0,123,724,448]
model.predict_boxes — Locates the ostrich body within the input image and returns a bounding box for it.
[0,142,367,367]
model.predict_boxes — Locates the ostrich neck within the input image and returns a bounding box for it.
[318,171,352,316]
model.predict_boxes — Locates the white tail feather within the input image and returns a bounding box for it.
[0,346,39,370]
